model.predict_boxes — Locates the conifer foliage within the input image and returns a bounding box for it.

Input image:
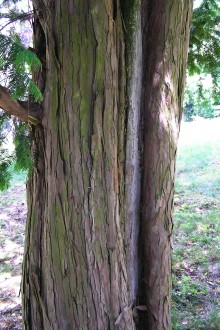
[0,0,41,189]
[0,110,12,190]
[0,33,42,101]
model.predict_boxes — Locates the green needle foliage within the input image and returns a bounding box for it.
[0,33,42,101]
[0,146,12,190]
[0,111,12,190]
[13,121,32,172]
[0,0,42,190]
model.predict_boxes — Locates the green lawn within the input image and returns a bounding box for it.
[0,168,26,329]
[172,118,220,329]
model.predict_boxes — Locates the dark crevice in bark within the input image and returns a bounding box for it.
[32,9,46,96]
[22,8,47,329]
[22,124,46,329]
[113,0,118,21]
[136,0,149,328]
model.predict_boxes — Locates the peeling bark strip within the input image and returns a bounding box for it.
[22,0,192,329]
[124,0,142,304]
[0,85,41,125]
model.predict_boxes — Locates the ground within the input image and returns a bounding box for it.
[172,118,220,329]
[0,172,26,330]
[0,118,220,329]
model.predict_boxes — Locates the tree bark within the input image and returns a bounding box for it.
[21,1,192,329]
[140,1,192,329]
[23,1,135,329]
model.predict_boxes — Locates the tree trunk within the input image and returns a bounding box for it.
[22,1,192,329]
[139,1,192,329]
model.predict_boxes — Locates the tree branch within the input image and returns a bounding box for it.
[0,85,41,125]
[0,12,34,32]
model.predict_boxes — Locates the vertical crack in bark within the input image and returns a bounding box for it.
[124,0,142,305]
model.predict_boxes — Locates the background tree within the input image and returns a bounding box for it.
[185,0,220,120]
[0,0,192,329]
[184,74,217,121]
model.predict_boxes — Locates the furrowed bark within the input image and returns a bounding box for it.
[140,1,192,329]
[22,0,193,329]
[0,85,41,125]
[23,1,135,329]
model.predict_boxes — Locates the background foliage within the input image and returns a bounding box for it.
[185,0,220,121]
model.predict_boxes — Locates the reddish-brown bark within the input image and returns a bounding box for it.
[17,1,192,329]
[140,1,192,329]
[23,1,135,329]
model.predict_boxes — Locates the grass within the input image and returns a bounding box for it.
[0,166,26,255]
[0,166,26,329]
[172,118,220,329]
[0,167,27,208]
